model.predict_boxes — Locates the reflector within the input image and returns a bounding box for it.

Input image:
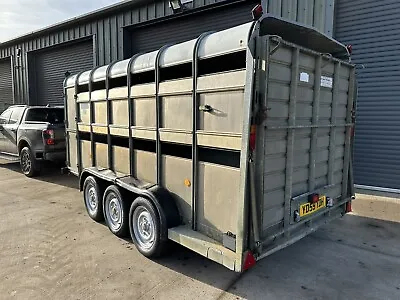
[346,201,352,213]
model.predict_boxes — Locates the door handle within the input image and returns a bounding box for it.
[199,105,213,113]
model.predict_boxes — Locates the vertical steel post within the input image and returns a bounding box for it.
[155,46,170,186]
[235,23,258,271]
[88,68,99,168]
[105,62,117,171]
[63,76,70,168]
[127,54,141,176]
[342,67,356,198]
[191,32,213,231]
[308,56,322,191]
[283,47,300,237]
[328,62,341,185]
[74,71,84,174]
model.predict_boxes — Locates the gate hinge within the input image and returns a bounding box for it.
[254,106,270,125]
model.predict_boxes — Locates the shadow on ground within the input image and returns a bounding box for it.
[1,159,399,299]
[0,160,78,189]
[356,188,400,199]
[152,214,400,300]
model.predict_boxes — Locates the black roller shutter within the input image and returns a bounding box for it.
[129,0,258,55]
[335,0,400,190]
[30,39,94,106]
[0,58,13,113]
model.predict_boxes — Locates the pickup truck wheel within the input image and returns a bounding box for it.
[20,146,40,177]
[130,197,166,257]
[83,176,104,222]
[103,185,129,237]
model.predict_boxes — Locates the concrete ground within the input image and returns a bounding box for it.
[0,160,399,300]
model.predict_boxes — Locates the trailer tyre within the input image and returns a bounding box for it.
[103,185,130,237]
[83,176,104,222]
[130,197,166,257]
[20,146,40,177]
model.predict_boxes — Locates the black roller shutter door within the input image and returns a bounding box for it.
[130,0,259,54]
[335,0,400,190]
[30,40,94,106]
[0,58,13,113]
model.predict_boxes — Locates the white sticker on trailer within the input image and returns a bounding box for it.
[299,72,309,83]
[321,76,333,88]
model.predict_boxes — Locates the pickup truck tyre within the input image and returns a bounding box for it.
[129,197,166,257]
[103,185,130,237]
[20,146,40,177]
[83,176,104,222]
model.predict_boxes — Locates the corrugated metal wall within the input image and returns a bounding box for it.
[0,58,13,113]
[0,0,334,106]
[129,0,257,54]
[29,40,94,106]
[335,0,400,190]
[264,0,334,35]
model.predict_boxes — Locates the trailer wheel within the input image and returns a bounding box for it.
[103,185,130,237]
[83,176,104,222]
[130,197,166,257]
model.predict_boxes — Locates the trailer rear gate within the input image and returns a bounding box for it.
[255,37,355,256]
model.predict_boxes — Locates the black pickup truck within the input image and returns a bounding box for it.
[0,105,66,177]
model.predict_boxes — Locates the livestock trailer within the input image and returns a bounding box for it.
[64,15,356,272]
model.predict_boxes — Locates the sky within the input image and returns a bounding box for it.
[0,0,121,43]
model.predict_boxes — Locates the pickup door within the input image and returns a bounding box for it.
[0,107,26,155]
[1,107,26,155]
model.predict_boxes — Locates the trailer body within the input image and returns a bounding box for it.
[64,16,355,272]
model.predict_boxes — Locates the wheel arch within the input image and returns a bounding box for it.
[17,139,32,155]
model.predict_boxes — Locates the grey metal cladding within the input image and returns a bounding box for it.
[30,40,94,106]
[0,0,335,106]
[0,58,13,113]
[265,0,334,35]
[129,0,258,55]
[335,0,400,189]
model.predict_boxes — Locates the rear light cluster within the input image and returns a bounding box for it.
[309,193,319,204]
[43,129,55,145]
[249,125,257,151]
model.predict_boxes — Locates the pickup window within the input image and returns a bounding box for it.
[9,107,26,124]
[25,108,64,124]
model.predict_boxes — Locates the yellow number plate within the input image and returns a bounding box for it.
[299,196,326,217]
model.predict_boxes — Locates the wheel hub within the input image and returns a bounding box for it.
[21,152,31,173]
[106,197,122,231]
[88,187,97,209]
[133,208,155,250]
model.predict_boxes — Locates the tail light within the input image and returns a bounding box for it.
[243,251,256,271]
[43,129,55,145]
[249,125,257,151]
